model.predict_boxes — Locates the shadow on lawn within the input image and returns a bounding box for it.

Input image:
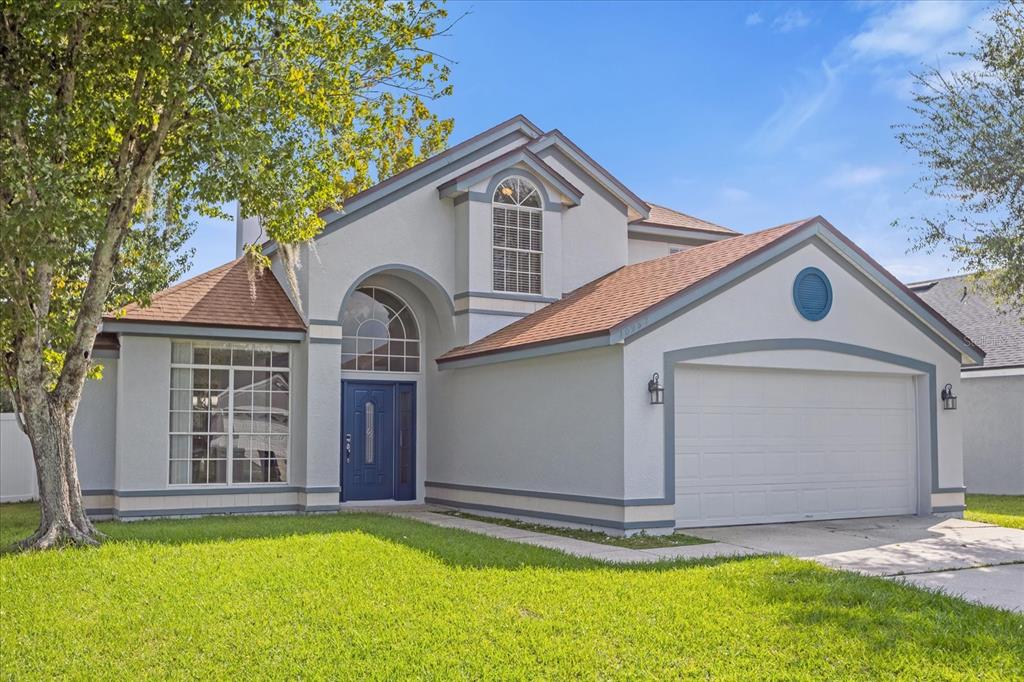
[0,503,762,572]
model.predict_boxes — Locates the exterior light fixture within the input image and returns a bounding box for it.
[648,372,664,405]
[940,383,957,410]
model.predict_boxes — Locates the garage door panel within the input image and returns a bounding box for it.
[675,365,918,528]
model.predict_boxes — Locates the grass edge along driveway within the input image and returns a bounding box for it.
[2,502,1023,679]
[965,493,1024,529]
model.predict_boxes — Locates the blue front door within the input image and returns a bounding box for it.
[341,381,415,501]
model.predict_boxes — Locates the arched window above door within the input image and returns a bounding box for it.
[341,287,420,372]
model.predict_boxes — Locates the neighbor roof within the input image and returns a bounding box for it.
[633,203,738,236]
[909,275,1023,370]
[103,258,305,331]
[438,218,812,363]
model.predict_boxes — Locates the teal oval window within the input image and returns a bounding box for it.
[793,267,832,321]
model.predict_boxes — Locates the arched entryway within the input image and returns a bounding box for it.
[337,268,454,502]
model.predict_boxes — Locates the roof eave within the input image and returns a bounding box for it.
[527,130,650,219]
[436,147,583,206]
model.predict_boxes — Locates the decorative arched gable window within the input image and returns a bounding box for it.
[341,287,420,372]
[492,176,543,294]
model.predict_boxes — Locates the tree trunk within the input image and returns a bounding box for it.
[17,391,100,550]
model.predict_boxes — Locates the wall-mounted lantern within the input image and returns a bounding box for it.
[648,372,664,405]
[940,383,957,410]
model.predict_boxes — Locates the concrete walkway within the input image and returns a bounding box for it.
[396,510,757,563]
[397,510,1023,612]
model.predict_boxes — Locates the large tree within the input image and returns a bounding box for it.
[0,1,453,549]
[894,1,1023,314]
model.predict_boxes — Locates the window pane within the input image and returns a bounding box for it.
[192,346,210,365]
[192,369,209,389]
[170,412,190,432]
[170,368,191,388]
[191,412,209,432]
[210,347,231,365]
[172,342,191,364]
[210,369,230,391]
[169,460,189,484]
[364,402,375,464]
[191,435,208,459]
[170,435,190,459]
[271,350,289,368]
[253,349,271,367]
[170,389,190,411]
[231,347,253,366]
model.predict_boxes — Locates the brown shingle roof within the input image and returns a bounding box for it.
[104,259,305,331]
[438,218,813,363]
[633,203,738,235]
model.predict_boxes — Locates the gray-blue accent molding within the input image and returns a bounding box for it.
[101,321,306,343]
[425,480,668,507]
[453,290,559,304]
[424,497,675,531]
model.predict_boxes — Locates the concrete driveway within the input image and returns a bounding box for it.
[688,516,1024,612]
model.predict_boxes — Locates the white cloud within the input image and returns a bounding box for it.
[745,12,763,27]
[825,164,889,188]
[719,186,751,202]
[773,9,811,33]
[749,62,840,152]
[849,1,982,60]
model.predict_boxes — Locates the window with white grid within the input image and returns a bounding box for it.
[492,176,543,294]
[341,287,421,373]
[169,341,290,485]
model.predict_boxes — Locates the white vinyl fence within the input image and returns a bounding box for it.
[1,414,38,502]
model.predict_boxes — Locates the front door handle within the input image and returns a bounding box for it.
[344,433,352,462]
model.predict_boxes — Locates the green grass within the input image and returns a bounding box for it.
[1,502,1022,679]
[441,510,709,548]
[966,494,1024,529]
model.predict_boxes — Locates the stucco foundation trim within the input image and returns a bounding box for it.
[424,497,675,531]
[932,505,967,513]
[425,480,666,506]
[106,485,337,497]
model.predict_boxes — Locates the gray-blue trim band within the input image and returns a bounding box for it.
[932,504,966,513]
[105,485,339,498]
[662,339,948,504]
[453,290,558,303]
[337,264,456,320]
[309,318,342,326]
[437,334,610,370]
[425,481,668,507]
[424,497,675,531]
[935,486,967,493]
[102,321,305,342]
[310,337,344,345]
[452,308,530,318]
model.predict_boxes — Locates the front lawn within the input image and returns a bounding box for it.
[966,494,1024,529]
[1,502,1022,678]
[440,510,709,548]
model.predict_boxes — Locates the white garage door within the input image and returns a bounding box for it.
[674,364,918,528]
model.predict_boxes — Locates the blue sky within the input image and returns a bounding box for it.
[184,0,993,282]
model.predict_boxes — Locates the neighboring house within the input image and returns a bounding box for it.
[909,276,1023,495]
[1,115,985,533]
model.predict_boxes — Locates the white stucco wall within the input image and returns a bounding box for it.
[536,148,629,293]
[628,238,676,264]
[0,360,118,502]
[960,374,1024,494]
[431,345,625,498]
[622,240,966,510]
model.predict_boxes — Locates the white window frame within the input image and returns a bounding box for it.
[492,175,543,295]
[340,286,422,375]
[168,341,292,487]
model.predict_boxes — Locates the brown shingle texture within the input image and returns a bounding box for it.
[636,203,738,235]
[439,219,811,362]
[105,258,305,331]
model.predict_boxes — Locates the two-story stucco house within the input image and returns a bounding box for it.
[67,115,983,533]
